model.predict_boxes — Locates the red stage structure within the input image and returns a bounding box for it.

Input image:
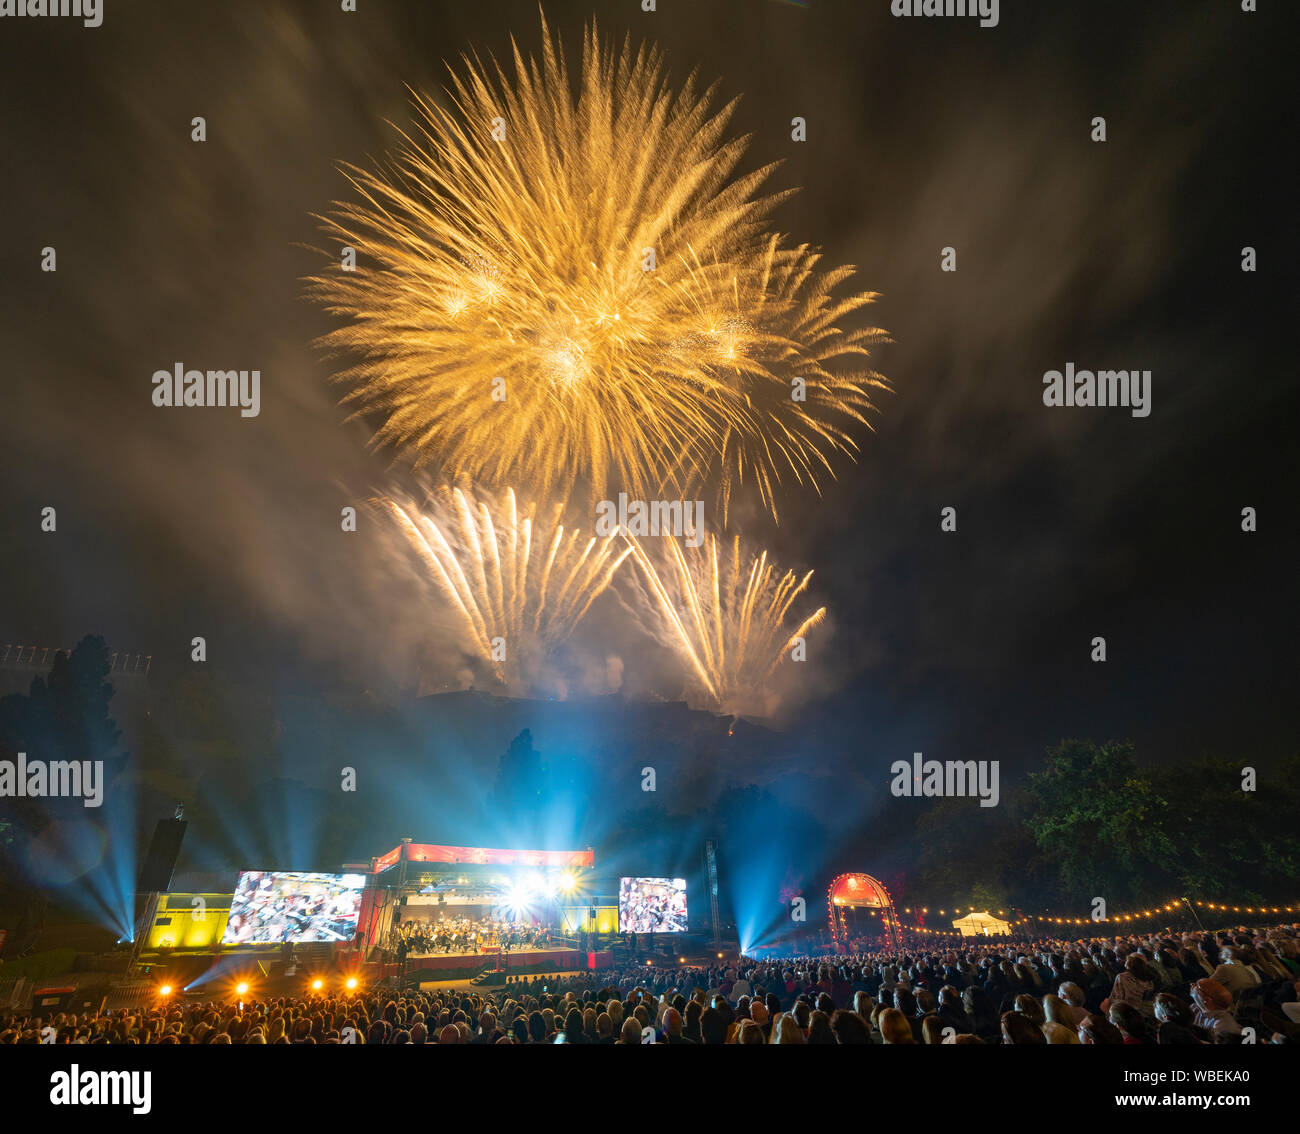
[349,841,601,967]
[370,843,594,872]
[826,873,901,952]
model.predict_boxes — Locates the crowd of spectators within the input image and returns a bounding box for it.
[3,924,1297,1045]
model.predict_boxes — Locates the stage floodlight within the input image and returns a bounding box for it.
[159,985,173,997]
[558,871,577,893]
[311,979,323,991]
[235,981,250,996]
[504,879,533,919]
[345,976,358,991]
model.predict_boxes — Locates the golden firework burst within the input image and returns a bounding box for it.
[378,485,631,687]
[624,532,826,715]
[310,16,888,523]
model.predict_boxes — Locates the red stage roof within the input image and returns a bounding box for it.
[374,844,594,871]
[828,872,891,907]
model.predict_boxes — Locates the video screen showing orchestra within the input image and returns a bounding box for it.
[221,871,366,944]
[618,876,688,933]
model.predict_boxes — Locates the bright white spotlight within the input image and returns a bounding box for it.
[345,977,358,991]
[503,879,533,920]
[310,978,323,992]
[235,981,249,996]
[558,871,577,893]
[158,984,173,997]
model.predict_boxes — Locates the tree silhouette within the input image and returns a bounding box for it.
[1023,739,1175,906]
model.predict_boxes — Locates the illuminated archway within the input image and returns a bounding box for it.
[826,873,901,953]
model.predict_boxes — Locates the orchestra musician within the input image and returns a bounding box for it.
[390,910,565,957]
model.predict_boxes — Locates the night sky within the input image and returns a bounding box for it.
[1,0,1295,814]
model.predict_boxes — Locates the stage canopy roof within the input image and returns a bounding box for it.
[828,872,892,908]
[373,844,594,872]
[952,910,1012,937]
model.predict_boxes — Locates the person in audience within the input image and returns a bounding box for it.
[1104,954,1154,1012]
[1056,983,1091,1029]
[878,1008,915,1044]
[1013,993,1045,1028]
[962,986,999,1041]
[1190,979,1242,1041]
[771,1013,805,1044]
[938,985,971,1034]
[1001,1011,1046,1045]
[1077,1013,1124,1045]
[1209,946,1262,998]
[806,1010,835,1045]
[1108,1001,1151,1044]
[830,1008,870,1044]
[852,990,874,1021]
[1041,1021,1079,1044]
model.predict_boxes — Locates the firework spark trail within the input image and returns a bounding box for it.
[378,486,631,686]
[309,16,888,523]
[624,532,826,714]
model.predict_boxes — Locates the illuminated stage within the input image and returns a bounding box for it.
[123,838,723,1005]
[133,842,619,989]
[381,946,615,984]
[352,842,612,956]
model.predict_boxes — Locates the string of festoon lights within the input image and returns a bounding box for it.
[882,897,1299,938]
[829,898,1299,940]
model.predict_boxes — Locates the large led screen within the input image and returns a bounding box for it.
[618,877,687,933]
[221,870,365,944]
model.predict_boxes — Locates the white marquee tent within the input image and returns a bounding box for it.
[952,910,1013,937]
